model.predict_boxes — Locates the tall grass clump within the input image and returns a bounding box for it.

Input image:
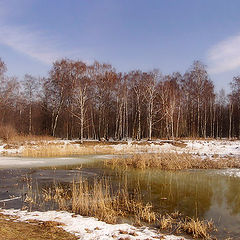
[9,134,56,143]
[21,143,116,157]
[105,153,240,170]
[178,217,216,239]
[158,212,216,239]
[0,124,18,141]
[40,177,156,224]
[70,177,156,224]
[24,176,217,239]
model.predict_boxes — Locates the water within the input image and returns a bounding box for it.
[0,156,240,239]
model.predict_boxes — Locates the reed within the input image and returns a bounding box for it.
[0,125,18,141]
[8,135,56,143]
[21,144,115,157]
[24,176,217,239]
[105,153,240,170]
[40,177,156,225]
[158,212,216,239]
[178,217,216,239]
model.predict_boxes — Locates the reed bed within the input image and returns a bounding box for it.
[20,141,157,158]
[24,176,217,239]
[8,135,56,143]
[105,153,240,170]
[39,177,156,224]
[21,144,116,157]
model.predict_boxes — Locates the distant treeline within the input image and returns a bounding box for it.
[0,58,239,140]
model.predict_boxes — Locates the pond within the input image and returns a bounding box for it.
[0,155,240,239]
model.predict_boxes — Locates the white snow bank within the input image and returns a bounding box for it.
[111,139,240,157]
[183,140,240,157]
[0,209,187,240]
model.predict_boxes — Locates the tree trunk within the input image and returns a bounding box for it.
[176,105,181,138]
[29,104,32,135]
[229,103,233,139]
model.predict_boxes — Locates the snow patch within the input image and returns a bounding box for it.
[0,209,187,240]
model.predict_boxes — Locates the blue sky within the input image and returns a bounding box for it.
[1,0,240,92]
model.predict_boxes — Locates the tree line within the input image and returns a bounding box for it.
[0,57,239,141]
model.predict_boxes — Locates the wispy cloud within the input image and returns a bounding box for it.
[0,24,68,64]
[207,33,240,74]
[0,1,84,65]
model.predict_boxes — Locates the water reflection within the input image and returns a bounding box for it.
[0,159,240,239]
[225,178,240,215]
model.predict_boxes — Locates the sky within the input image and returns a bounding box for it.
[1,0,240,92]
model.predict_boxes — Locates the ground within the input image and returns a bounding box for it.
[0,209,187,240]
[0,213,78,240]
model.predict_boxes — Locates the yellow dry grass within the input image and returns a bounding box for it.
[8,134,56,143]
[105,153,240,170]
[178,217,216,239]
[158,212,216,239]
[40,177,156,225]
[24,176,217,239]
[21,144,116,157]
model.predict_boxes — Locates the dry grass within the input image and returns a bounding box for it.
[0,213,78,240]
[158,212,216,239]
[178,217,216,239]
[0,124,55,144]
[20,140,161,158]
[8,134,56,143]
[41,177,156,225]
[24,177,217,239]
[0,125,17,141]
[105,153,240,170]
[73,140,128,146]
[21,143,116,157]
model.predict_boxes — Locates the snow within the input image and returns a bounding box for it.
[111,139,240,157]
[0,209,187,240]
[182,140,240,157]
[0,139,239,168]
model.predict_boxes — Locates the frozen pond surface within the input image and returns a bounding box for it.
[0,155,114,168]
[0,155,240,239]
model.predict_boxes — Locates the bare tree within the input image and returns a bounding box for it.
[47,59,74,137]
[128,71,145,140]
[22,74,39,134]
[71,61,91,143]
[230,76,240,138]
[143,70,160,140]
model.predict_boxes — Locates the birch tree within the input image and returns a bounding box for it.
[48,59,74,137]
[22,74,39,134]
[230,76,240,138]
[128,71,145,140]
[71,61,91,143]
[143,70,161,140]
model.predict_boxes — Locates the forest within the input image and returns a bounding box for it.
[0,57,239,141]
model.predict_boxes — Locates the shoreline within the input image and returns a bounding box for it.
[0,208,188,240]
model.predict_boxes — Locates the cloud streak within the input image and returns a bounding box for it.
[0,1,84,65]
[207,33,240,74]
[0,24,70,65]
